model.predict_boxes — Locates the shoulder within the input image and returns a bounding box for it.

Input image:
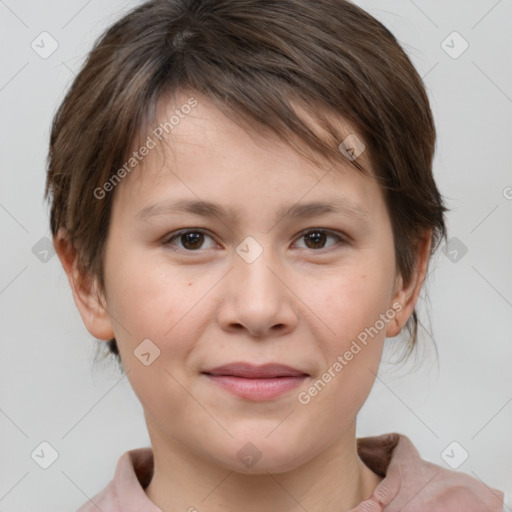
[357,433,504,512]
[75,447,158,512]
[76,480,118,512]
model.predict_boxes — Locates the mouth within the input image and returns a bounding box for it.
[201,362,309,401]
[202,362,309,379]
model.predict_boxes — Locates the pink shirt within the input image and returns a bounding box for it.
[77,433,504,511]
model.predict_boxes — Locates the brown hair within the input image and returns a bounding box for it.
[45,0,448,369]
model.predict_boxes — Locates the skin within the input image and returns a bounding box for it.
[55,90,431,512]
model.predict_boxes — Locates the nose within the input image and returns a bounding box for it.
[216,243,298,338]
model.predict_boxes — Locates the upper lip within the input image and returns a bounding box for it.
[202,362,309,378]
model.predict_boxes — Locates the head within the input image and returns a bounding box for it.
[46,0,447,473]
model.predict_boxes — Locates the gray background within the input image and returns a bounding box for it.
[0,0,511,510]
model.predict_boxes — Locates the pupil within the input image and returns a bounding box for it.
[183,232,203,249]
[307,231,325,249]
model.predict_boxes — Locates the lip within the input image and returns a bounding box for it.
[202,362,309,401]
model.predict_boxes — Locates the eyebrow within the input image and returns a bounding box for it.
[136,198,369,223]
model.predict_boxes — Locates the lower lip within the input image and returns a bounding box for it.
[203,374,308,401]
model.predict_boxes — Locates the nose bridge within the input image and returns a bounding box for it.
[234,234,281,301]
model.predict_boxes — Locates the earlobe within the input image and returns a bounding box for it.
[386,231,432,338]
[54,229,115,341]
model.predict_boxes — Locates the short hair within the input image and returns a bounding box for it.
[45,0,448,367]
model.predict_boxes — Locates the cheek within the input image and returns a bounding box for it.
[301,270,391,426]
[105,248,191,335]
[103,252,202,416]
[104,248,223,381]
[312,256,395,345]
[299,253,394,409]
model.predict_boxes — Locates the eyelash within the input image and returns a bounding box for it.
[162,228,348,254]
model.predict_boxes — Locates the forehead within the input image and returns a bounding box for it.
[113,90,381,220]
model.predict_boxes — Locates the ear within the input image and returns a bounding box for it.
[54,228,115,340]
[386,230,432,338]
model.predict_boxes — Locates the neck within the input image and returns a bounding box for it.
[144,423,383,512]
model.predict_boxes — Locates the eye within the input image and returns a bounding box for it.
[293,228,346,251]
[163,229,218,252]
[163,228,347,253]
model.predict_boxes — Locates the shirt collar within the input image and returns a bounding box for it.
[109,433,504,512]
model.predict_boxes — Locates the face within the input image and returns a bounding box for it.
[68,91,421,474]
